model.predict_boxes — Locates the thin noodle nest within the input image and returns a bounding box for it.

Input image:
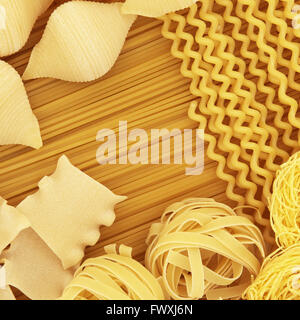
[270,151,300,248]
[243,245,300,300]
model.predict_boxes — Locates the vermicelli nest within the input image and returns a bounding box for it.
[244,245,300,300]
[60,244,165,300]
[145,198,266,300]
[270,151,300,248]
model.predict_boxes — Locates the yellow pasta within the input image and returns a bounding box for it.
[0,197,30,254]
[60,244,165,300]
[244,245,300,300]
[160,0,300,245]
[23,1,136,82]
[145,198,265,300]
[269,151,300,248]
[0,60,42,149]
[1,228,75,300]
[17,155,127,270]
[122,0,197,18]
[0,0,53,57]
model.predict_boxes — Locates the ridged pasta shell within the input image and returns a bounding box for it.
[23,1,136,82]
[0,0,54,57]
[121,0,197,17]
[0,60,42,149]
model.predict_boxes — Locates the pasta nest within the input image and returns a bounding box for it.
[270,151,300,248]
[60,244,165,300]
[244,245,300,300]
[145,198,266,300]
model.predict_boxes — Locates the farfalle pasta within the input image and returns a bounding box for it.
[145,198,265,300]
[0,197,30,254]
[1,228,75,300]
[0,0,53,57]
[17,155,127,269]
[0,60,42,149]
[122,0,197,17]
[60,244,165,300]
[23,1,136,82]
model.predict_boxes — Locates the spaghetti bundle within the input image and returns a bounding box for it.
[243,245,300,300]
[145,198,265,300]
[60,244,165,300]
[270,151,300,248]
[160,0,300,244]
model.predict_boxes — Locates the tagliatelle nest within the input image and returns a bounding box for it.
[60,244,165,300]
[244,245,300,300]
[270,151,300,248]
[145,198,266,300]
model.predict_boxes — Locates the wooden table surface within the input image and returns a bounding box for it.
[0,1,234,299]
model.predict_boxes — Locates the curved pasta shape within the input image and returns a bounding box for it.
[0,60,42,149]
[0,197,30,255]
[122,0,197,17]
[244,245,300,300]
[17,155,127,270]
[60,244,165,300]
[270,151,300,248]
[145,198,265,300]
[0,0,53,57]
[23,1,136,82]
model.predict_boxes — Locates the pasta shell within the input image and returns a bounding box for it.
[121,0,197,17]
[0,0,54,57]
[0,60,42,149]
[23,1,136,82]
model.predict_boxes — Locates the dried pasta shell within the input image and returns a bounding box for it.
[60,244,165,300]
[17,155,127,270]
[0,60,42,149]
[0,197,30,255]
[23,1,136,82]
[121,0,197,17]
[0,0,53,57]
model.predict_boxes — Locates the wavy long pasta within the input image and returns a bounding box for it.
[60,244,165,300]
[0,0,53,57]
[0,60,42,149]
[23,1,136,82]
[160,0,300,245]
[145,198,265,300]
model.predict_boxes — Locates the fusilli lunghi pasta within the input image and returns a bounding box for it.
[160,0,300,245]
